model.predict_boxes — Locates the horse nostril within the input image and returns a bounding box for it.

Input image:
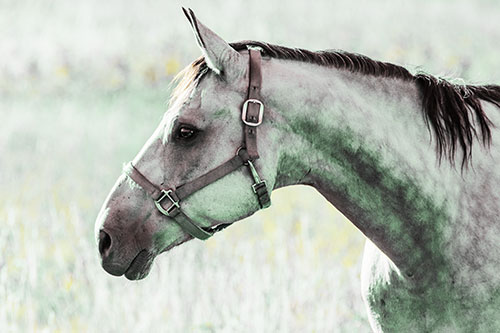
[99,230,112,258]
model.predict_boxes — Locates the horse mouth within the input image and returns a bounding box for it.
[124,250,153,280]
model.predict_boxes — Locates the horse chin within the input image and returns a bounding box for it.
[159,234,194,254]
[124,250,155,280]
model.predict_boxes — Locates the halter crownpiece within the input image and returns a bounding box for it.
[125,49,271,240]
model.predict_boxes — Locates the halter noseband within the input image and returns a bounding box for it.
[124,49,271,240]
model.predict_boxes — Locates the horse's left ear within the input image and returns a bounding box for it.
[182,8,246,80]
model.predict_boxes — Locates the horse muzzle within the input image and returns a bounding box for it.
[95,182,157,280]
[98,228,155,280]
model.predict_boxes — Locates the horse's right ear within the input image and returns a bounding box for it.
[182,8,246,80]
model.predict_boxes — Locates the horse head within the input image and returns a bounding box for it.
[94,9,281,280]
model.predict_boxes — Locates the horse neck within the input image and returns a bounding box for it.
[263,58,462,278]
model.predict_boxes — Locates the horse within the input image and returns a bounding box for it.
[95,8,500,332]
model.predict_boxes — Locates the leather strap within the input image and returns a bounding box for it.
[164,207,213,240]
[124,163,163,200]
[125,149,252,240]
[125,162,214,239]
[175,151,248,200]
[253,179,271,208]
[244,49,262,159]
[124,49,270,240]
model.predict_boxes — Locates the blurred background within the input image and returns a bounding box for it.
[1,0,499,332]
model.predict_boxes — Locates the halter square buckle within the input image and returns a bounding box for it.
[154,189,179,217]
[252,180,267,194]
[241,99,264,127]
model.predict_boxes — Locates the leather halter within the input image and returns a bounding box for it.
[125,49,271,240]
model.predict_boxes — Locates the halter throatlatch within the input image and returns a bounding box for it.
[125,49,270,240]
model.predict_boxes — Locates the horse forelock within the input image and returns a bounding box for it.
[169,56,208,107]
[173,40,500,166]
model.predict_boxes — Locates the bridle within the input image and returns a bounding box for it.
[124,49,271,240]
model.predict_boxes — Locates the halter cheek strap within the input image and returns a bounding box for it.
[125,49,270,240]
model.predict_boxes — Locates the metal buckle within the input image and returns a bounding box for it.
[241,99,264,127]
[246,160,267,193]
[154,189,179,217]
[252,180,267,194]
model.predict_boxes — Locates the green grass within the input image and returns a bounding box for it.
[1,0,500,332]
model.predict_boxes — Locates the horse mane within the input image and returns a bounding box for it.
[173,40,500,167]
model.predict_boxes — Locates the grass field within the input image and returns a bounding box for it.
[1,0,500,332]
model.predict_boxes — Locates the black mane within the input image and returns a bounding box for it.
[184,40,500,166]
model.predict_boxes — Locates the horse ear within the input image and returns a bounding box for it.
[182,8,245,80]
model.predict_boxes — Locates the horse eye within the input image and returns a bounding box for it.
[176,126,197,140]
